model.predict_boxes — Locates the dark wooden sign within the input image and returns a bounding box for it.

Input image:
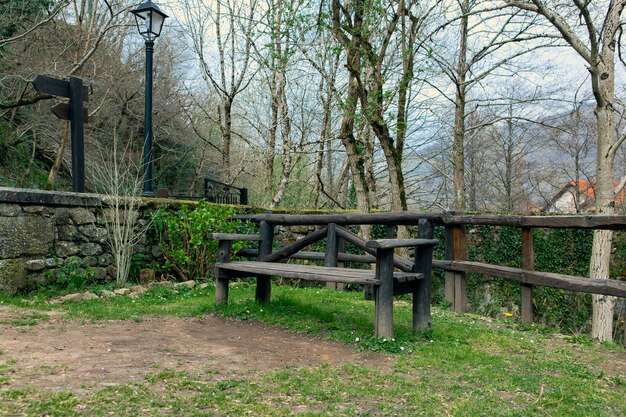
[32,75,89,101]
[51,102,88,122]
[31,74,88,193]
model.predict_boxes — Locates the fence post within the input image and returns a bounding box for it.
[521,227,534,324]
[240,187,248,205]
[444,225,455,305]
[413,219,434,331]
[453,224,467,313]
[215,240,231,304]
[256,221,274,303]
[325,223,346,290]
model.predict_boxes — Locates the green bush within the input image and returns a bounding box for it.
[152,201,253,281]
[43,258,96,292]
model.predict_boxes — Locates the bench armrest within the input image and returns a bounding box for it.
[365,238,438,249]
[207,233,262,241]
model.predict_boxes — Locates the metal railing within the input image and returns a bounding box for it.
[203,178,248,205]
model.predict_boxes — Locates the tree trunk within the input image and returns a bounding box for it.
[48,121,70,186]
[452,0,469,212]
[590,76,616,341]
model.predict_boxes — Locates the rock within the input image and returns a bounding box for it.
[23,206,45,214]
[55,208,70,225]
[151,245,163,258]
[101,208,139,225]
[99,289,116,298]
[92,267,108,281]
[106,265,117,279]
[56,241,79,257]
[58,225,79,240]
[175,280,196,289]
[98,253,114,266]
[80,242,103,256]
[199,283,210,289]
[290,225,311,234]
[130,285,148,296]
[0,204,22,216]
[114,288,131,295]
[45,258,58,268]
[85,256,98,267]
[25,259,46,271]
[69,208,96,225]
[79,224,108,243]
[139,268,155,284]
[134,244,148,255]
[0,259,27,295]
[0,216,54,258]
[59,292,99,302]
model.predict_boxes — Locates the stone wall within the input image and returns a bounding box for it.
[0,187,168,295]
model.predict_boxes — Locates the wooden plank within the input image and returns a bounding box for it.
[324,223,339,267]
[521,215,626,230]
[325,223,341,290]
[215,240,231,304]
[432,260,626,298]
[444,226,455,305]
[453,225,467,313]
[32,74,89,101]
[51,102,89,121]
[235,212,626,230]
[334,236,347,291]
[375,248,395,338]
[263,226,328,262]
[414,219,434,331]
[236,211,444,226]
[236,249,377,264]
[521,227,534,324]
[256,221,273,303]
[215,262,382,285]
[69,77,85,193]
[366,238,438,249]
[207,233,261,241]
[336,225,414,272]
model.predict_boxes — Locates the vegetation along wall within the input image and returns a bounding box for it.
[0,187,164,294]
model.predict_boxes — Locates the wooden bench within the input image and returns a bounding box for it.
[208,221,438,338]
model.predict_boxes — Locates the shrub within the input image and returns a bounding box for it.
[152,201,252,281]
[43,258,95,291]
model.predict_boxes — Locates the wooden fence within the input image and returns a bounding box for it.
[237,212,626,334]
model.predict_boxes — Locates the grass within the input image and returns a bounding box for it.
[0,282,625,416]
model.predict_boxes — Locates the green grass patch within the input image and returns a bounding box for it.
[0,283,624,416]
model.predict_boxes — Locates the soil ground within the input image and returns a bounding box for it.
[0,306,388,393]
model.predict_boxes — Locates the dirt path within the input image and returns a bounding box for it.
[0,307,388,393]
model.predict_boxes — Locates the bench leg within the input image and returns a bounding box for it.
[255,275,271,303]
[215,275,229,305]
[413,219,434,332]
[375,248,394,338]
[215,240,231,305]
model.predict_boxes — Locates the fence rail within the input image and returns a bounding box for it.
[236,211,626,338]
[204,178,248,205]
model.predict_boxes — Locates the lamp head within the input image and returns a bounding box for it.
[130,1,168,42]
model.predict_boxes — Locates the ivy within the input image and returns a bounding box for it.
[152,201,253,282]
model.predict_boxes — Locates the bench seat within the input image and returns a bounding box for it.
[215,261,423,285]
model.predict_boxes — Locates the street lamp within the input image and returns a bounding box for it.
[130,1,168,197]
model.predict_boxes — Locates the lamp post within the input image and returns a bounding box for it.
[130,1,168,197]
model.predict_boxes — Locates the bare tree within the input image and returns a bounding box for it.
[90,131,150,286]
[182,0,258,183]
[506,0,626,342]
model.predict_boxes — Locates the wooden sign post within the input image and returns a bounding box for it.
[32,75,89,193]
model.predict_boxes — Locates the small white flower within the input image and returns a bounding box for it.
[400,346,405,351]
[355,337,360,342]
